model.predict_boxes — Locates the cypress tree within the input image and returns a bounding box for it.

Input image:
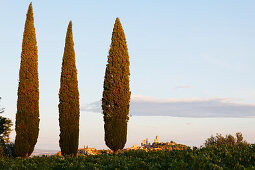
[59,21,80,156]
[102,18,131,152]
[15,2,39,157]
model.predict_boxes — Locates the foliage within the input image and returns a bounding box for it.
[59,21,80,156]
[0,117,12,144]
[205,132,247,147]
[1,145,255,169]
[0,97,13,144]
[15,2,39,157]
[3,142,16,158]
[102,18,131,152]
[0,98,14,158]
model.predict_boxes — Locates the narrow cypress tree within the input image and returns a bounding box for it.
[59,21,80,156]
[102,18,131,152]
[15,2,39,157]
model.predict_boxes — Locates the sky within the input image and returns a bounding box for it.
[1,0,255,150]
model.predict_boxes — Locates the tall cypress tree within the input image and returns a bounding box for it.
[59,21,80,156]
[102,18,131,152]
[15,2,39,157]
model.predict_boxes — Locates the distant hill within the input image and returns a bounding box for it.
[31,149,59,156]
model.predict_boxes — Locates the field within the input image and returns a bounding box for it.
[1,144,255,169]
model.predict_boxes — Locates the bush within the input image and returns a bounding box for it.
[204,132,247,147]
[3,142,16,158]
[0,97,13,144]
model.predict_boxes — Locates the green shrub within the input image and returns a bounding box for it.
[3,142,16,158]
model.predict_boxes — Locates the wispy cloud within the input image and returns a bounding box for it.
[81,95,255,118]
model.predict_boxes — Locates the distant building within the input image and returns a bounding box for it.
[78,147,97,155]
[128,144,138,150]
[141,139,146,146]
[141,138,150,146]
[154,136,159,143]
[133,144,138,148]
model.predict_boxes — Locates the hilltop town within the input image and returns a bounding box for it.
[66,136,188,156]
[128,136,187,151]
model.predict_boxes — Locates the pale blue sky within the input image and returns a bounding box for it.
[1,0,255,150]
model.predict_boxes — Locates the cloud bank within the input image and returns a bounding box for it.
[81,95,255,118]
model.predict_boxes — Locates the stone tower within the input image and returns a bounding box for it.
[154,136,159,143]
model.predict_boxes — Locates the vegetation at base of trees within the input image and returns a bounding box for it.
[58,21,80,156]
[204,132,247,147]
[102,18,131,152]
[1,145,255,169]
[15,2,40,157]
